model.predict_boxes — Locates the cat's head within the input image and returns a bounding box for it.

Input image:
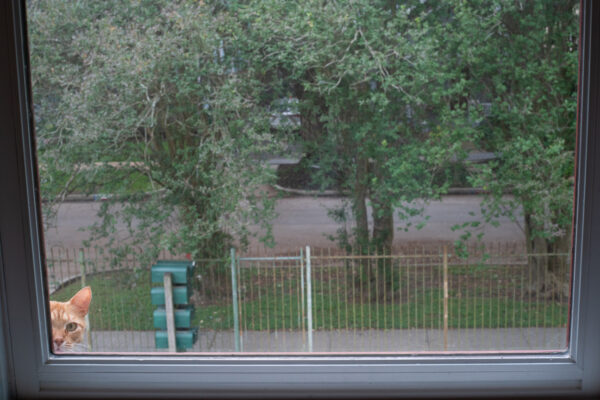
[49,286,92,353]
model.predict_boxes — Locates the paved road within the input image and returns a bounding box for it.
[44,195,524,252]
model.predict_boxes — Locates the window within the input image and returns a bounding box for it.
[1,0,599,398]
[30,0,578,356]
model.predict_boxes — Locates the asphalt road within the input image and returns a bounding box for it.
[43,195,524,252]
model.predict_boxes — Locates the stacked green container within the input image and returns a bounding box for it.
[151,260,198,350]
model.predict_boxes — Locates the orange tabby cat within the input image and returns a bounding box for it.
[50,286,92,352]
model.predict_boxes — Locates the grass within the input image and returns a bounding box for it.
[228,288,567,331]
[46,168,152,197]
[51,269,155,331]
[51,268,569,332]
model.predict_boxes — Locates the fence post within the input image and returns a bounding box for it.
[163,273,176,352]
[443,245,449,351]
[78,249,92,351]
[305,246,313,352]
[230,248,241,352]
[300,248,306,351]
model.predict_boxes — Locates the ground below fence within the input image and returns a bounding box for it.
[84,327,566,353]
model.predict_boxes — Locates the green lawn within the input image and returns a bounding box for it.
[47,168,152,198]
[51,269,569,331]
[51,269,155,331]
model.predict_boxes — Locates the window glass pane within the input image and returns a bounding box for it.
[28,0,578,354]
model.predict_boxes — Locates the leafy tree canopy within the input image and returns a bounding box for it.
[29,0,578,273]
[29,0,283,261]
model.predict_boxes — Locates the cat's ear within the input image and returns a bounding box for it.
[69,286,92,317]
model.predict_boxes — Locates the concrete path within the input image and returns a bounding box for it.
[86,328,566,353]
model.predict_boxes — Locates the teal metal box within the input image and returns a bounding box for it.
[153,307,193,329]
[151,262,194,284]
[156,260,194,266]
[150,286,190,305]
[155,329,198,350]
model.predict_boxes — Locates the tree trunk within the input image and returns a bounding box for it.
[369,163,395,301]
[371,178,394,251]
[371,199,394,302]
[524,213,571,299]
[372,203,394,249]
[353,155,370,250]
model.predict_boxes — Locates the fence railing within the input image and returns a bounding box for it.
[46,244,570,353]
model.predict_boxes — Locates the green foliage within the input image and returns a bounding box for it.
[30,0,282,260]
[230,0,475,250]
[31,0,578,266]
[449,1,578,255]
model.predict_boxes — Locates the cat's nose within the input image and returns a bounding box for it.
[53,338,64,350]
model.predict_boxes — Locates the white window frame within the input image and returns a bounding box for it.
[1,0,599,398]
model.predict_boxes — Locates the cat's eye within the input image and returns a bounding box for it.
[65,322,78,332]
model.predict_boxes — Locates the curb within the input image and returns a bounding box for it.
[55,187,489,203]
[273,184,489,197]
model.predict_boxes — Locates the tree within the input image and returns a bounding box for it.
[234,0,474,254]
[450,1,578,296]
[29,0,281,263]
[30,0,577,300]
[208,0,479,301]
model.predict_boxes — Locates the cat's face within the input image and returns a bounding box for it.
[49,286,92,353]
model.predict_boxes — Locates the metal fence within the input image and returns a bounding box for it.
[46,243,570,353]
